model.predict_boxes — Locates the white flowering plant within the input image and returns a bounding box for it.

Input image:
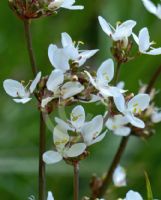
[2,0,161,199]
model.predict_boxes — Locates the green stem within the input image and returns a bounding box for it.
[73,162,79,200]
[23,19,38,76]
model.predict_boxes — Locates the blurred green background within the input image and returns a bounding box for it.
[0,0,161,199]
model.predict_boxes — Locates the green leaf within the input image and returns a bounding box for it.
[144,171,153,200]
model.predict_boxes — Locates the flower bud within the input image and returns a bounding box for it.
[8,0,57,20]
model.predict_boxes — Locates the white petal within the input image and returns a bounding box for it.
[61,0,84,10]
[81,115,103,145]
[61,81,84,99]
[65,143,86,157]
[53,125,69,148]
[146,47,161,55]
[84,71,97,88]
[47,191,54,200]
[125,190,143,200]
[43,150,62,164]
[29,72,41,93]
[55,117,73,130]
[141,0,157,15]
[151,112,161,123]
[41,97,55,108]
[48,0,64,10]
[48,44,70,72]
[78,49,99,66]
[114,94,126,113]
[3,79,26,98]
[100,86,123,98]
[61,32,73,47]
[117,81,125,89]
[70,105,85,130]
[128,93,150,113]
[126,114,145,128]
[13,98,32,104]
[138,27,150,52]
[113,165,126,187]
[89,131,106,146]
[47,69,64,92]
[98,16,113,36]
[113,20,136,40]
[97,59,114,84]
[132,33,139,45]
[114,127,131,136]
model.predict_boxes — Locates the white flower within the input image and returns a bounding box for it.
[43,125,86,164]
[3,72,41,104]
[48,0,84,11]
[141,0,161,19]
[113,165,127,187]
[124,190,143,200]
[85,59,125,98]
[117,81,125,89]
[106,114,131,136]
[132,27,161,55]
[55,105,106,146]
[114,93,150,128]
[47,191,54,200]
[98,16,136,44]
[151,108,161,123]
[48,32,98,72]
[41,69,84,107]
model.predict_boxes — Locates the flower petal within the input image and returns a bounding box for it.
[126,113,145,128]
[98,16,113,36]
[43,150,62,164]
[13,98,32,104]
[47,191,54,200]
[81,115,103,145]
[114,127,131,136]
[70,105,85,130]
[138,27,150,52]
[113,20,136,40]
[61,0,84,10]
[89,131,106,146]
[48,44,70,72]
[113,165,126,187]
[53,125,69,148]
[97,59,114,84]
[128,93,150,113]
[64,143,86,157]
[47,69,64,92]
[125,190,143,200]
[61,81,84,99]
[146,47,161,55]
[3,79,26,98]
[141,0,157,15]
[61,32,73,47]
[114,94,126,113]
[55,117,73,131]
[29,72,41,93]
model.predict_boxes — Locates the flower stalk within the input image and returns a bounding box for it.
[73,161,79,200]
[23,19,38,76]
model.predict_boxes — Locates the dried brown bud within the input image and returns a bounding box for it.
[8,0,57,20]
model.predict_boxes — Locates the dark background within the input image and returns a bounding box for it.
[0,0,161,199]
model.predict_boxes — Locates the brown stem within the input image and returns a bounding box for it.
[146,65,161,94]
[73,162,79,200]
[39,112,46,200]
[23,19,46,200]
[23,19,38,76]
[94,136,129,199]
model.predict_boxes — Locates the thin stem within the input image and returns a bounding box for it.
[146,65,161,93]
[73,162,79,200]
[94,136,129,199]
[23,19,38,76]
[114,62,121,85]
[39,112,46,200]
